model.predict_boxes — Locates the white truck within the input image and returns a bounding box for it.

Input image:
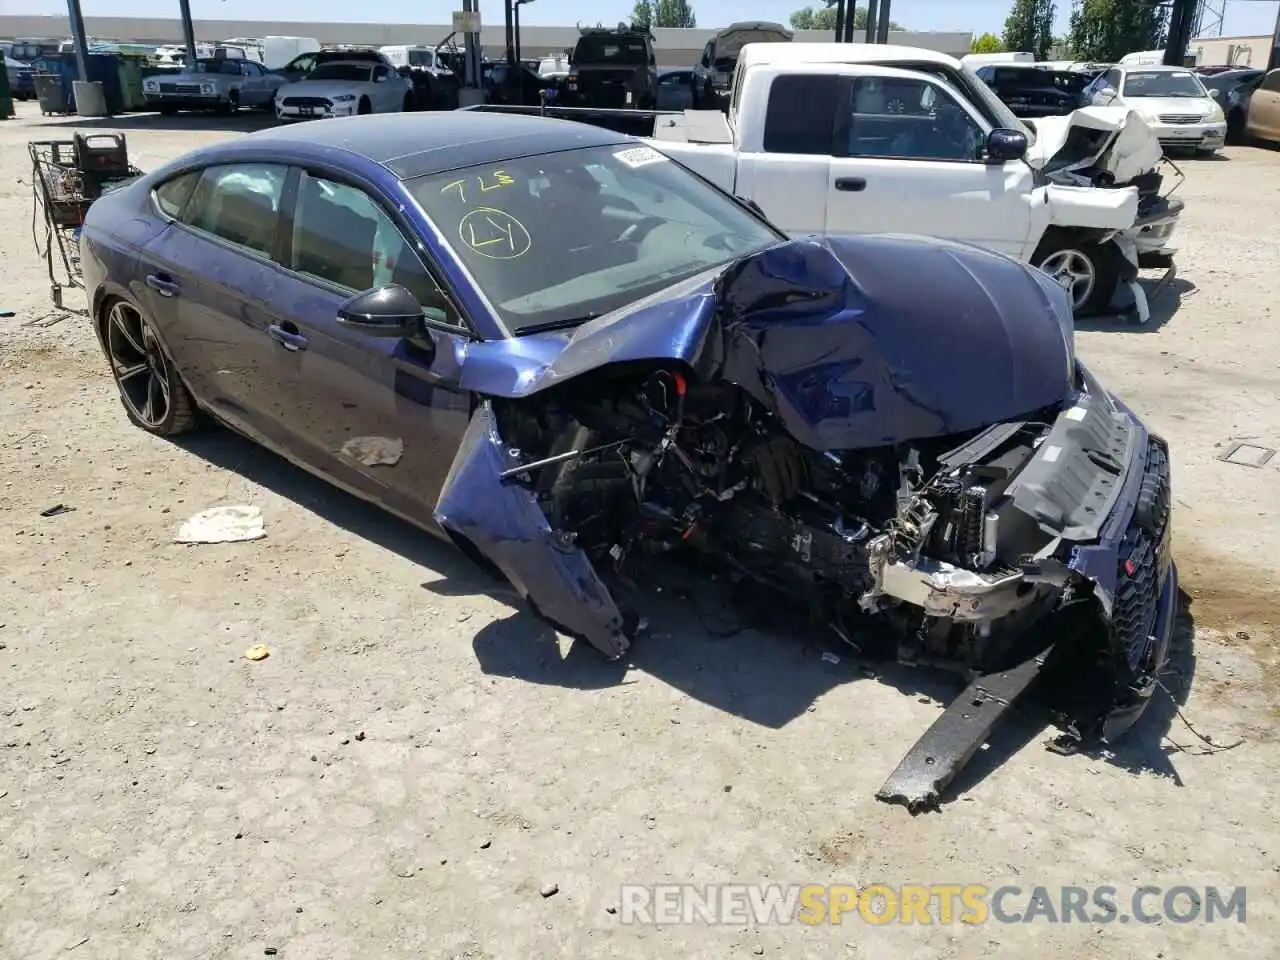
[644,43,1184,319]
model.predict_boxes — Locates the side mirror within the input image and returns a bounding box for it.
[985,128,1028,163]
[1208,87,1220,100]
[337,284,425,337]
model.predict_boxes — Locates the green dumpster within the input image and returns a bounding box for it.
[0,64,13,119]
[116,56,146,112]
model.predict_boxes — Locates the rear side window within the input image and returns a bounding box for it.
[153,170,201,219]
[1262,70,1280,93]
[183,163,287,258]
[762,74,840,155]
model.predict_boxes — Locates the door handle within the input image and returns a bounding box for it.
[145,273,181,297]
[267,322,309,352]
[835,177,867,192]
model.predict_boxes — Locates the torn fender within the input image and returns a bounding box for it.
[433,401,630,658]
[1045,183,1139,231]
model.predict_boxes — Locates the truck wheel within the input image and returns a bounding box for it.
[1032,231,1121,318]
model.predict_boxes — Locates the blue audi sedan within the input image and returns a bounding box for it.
[81,112,1177,809]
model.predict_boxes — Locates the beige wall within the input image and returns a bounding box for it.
[1191,34,1272,68]
[0,15,973,64]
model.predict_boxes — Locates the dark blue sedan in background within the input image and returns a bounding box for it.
[81,111,1177,809]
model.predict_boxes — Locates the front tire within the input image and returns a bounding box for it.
[1031,230,1121,317]
[101,299,198,437]
[358,96,372,115]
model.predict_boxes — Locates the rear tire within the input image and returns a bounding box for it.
[358,96,372,115]
[100,298,199,437]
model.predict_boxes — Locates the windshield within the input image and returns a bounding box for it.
[191,59,243,75]
[573,36,649,66]
[408,144,781,334]
[957,63,1035,142]
[309,63,373,82]
[406,50,436,67]
[1123,70,1207,98]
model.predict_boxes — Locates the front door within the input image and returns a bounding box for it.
[270,169,472,524]
[825,69,1037,261]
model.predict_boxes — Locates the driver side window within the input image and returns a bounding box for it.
[843,76,985,163]
[289,172,447,316]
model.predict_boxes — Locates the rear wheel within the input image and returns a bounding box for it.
[101,299,198,437]
[1032,230,1121,317]
[358,96,372,115]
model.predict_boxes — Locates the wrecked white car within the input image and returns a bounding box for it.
[642,43,1183,320]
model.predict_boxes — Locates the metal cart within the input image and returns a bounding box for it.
[29,133,138,309]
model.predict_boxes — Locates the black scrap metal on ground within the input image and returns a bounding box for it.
[875,647,1052,813]
[29,133,140,310]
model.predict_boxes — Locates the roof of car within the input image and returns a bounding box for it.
[233,111,633,180]
[737,42,957,70]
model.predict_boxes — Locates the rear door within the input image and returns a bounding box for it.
[732,71,840,235]
[267,167,472,520]
[825,67,1037,260]
[136,161,300,447]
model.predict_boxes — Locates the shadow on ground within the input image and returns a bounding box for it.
[175,425,1194,806]
[38,111,278,135]
[1078,276,1197,334]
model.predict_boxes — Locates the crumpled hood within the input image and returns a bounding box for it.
[1028,105,1164,184]
[461,235,1074,451]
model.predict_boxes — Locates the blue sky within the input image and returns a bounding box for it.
[29,0,1280,39]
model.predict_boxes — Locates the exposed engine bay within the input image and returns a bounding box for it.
[435,235,1178,811]
[495,369,1066,678]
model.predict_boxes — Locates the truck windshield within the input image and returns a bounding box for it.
[958,63,1036,142]
[409,143,781,335]
[574,36,649,66]
[406,50,436,68]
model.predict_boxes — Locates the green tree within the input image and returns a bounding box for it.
[789,3,902,33]
[1003,0,1056,59]
[654,0,696,28]
[630,0,653,31]
[1066,0,1168,61]
[971,32,1006,54]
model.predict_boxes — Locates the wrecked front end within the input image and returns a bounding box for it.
[435,236,1178,810]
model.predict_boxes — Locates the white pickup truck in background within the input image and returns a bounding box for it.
[643,43,1184,319]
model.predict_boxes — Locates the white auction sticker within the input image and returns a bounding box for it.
[614,146,668,168]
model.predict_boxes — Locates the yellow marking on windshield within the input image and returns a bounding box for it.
[459,207,532,260]
[440,178,468,201]
[478,170,516,192]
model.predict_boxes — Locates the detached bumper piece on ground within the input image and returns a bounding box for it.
[435,237,1179,811]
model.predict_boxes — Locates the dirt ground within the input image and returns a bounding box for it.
[1,102,1278,960]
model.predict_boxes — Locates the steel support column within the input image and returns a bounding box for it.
[834,0,846,43]
[1163,0,1195,66]
[64,0,90,83]
[504,0,515,65]
[176,0,198,67]
[876,0,892,43]
[864,0,879,43]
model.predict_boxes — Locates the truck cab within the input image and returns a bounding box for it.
[564,27,657,109]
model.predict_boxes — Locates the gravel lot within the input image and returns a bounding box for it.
[1,101,1278,960]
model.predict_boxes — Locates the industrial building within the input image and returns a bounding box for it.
[0,15,973,65]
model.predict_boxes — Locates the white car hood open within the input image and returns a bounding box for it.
[1026,105,1164,185]
[715,24,793,60]
[277,79,375,100]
